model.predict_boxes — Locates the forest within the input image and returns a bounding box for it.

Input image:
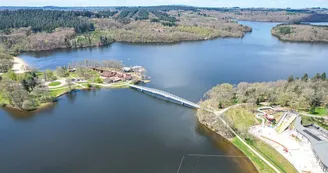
[0,7,253,54]
[201,73,328,112]
[271,24,328,42]
[0,6,327,55]
[0,10,95,33]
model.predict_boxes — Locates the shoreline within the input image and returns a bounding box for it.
[1,81,138,112]
[12,56,29,74]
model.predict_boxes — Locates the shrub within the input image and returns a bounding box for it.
[151,18,160,23]
[278,26,292,35]
[55,66,69,77]
[22,99,38,111]
[95,77,103,83]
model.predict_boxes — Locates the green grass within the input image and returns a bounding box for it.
[36,72,43,77]
[246,138,298,173]
[227,107,297,173]
[50,87,70,97]
[224,107,258,130]
[232,137,275,173]
[233,137,298,173]
[310,107,328,116]
[302,116,328,130]
[48,81,61,87]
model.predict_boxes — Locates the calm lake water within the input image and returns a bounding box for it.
[1,21,328,173]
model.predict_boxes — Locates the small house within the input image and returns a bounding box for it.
[101,71,116,78]
[108,77,121,83]
[116,72,124,78]
[125,74,132,80]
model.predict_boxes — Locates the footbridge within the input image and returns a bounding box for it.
[128,84,200,109]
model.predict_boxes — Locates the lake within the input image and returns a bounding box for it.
[1,21,328,173]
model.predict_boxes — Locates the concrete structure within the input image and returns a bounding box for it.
[128,84,200,109]
[295,117,328,172]
[122,67,132,72]
[276,111,298,134]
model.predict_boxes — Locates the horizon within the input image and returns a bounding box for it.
[0,5,326,10]
[1,0,328,9]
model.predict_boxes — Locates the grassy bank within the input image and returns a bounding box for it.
[232,137,275,173]
[224,107,297,173]
[233,136,298,173]
[196,106,298,173]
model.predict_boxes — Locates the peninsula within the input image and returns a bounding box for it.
[0,59,147,111]
[272,24,328,42]
[197,73,328,173]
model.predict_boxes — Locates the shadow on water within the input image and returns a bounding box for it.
[129,87,198,109]
[21,44,114,58]
[1,90,85,120]
[196,122,259,173]
[2,103,57,120]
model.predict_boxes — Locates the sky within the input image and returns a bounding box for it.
[1,0,328,8]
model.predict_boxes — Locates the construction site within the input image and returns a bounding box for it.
[250,107,328,173]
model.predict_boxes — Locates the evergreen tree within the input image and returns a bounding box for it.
[288,75,294,83]
[321,72,326,81]
[312,73,321,82]
[301,73,308,82]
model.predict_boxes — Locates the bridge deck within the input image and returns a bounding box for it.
[128,84,200,109]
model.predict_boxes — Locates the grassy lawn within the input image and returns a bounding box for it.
[302,116,328,130]
[224,107,258,130]
[246,138,298,173]
[232,137,275,173]
[233,137,298,173]
[36,72,43,77]
[310,107,328,116]
[48,81,61,87]
[226,107,297,173]
[50,87,70,97]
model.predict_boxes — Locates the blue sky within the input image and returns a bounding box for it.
[2,0,328,8]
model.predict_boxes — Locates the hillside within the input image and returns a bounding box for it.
[0,7,252,55]
[271,24,328,42]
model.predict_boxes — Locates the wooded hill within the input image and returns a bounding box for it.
[0,6,327,56]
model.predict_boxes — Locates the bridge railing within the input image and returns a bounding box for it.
[128,84,200,108]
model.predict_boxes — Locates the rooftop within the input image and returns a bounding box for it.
[295,117,328,169]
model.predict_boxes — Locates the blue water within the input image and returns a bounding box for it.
[1,21,328,173]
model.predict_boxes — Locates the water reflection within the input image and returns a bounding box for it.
[2,103,57,119]
[196,122,258,173]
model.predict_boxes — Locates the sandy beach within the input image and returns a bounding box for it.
[12,57,29,74]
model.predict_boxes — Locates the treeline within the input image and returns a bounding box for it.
[68,59,123,69]
[203,73,328,111]
[0,10,96,33]
[114,7,177,22]
[0,28,115,54]
[0,8,178,33]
